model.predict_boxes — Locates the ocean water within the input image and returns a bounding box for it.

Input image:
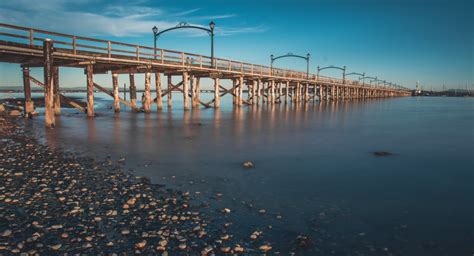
[7,92,473,255]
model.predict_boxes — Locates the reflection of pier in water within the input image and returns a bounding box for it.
[0,23,411,128]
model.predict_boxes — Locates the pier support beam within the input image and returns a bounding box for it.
[319,84,323,102]
[182,72,189,110]
[129,73,137,110]
[257,79,261,104]
[239,76,244,106]
[191,75,197,108]
[232,79,237,105]
[252,80,257,104]
[112,73,120,113]
[167,75,172,109]
[86,64,94,117]
[196,78,201,106]
[144,72,151,113]
[305,83,309,102]
[53,66,60,116]
[43,39,55,126]
[22,67,34,116]
[155,72,162,110]
[285,81,289,103]
[112,73,120,112]
[214,77,220,108]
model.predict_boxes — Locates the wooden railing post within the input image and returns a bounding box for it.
[29,29,34,47]
[160,49,164,64]
[71,36,76,55]
[181,53,185,66]
[136,46,140,60]
[107,41,111,58]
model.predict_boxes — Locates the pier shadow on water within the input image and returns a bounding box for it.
[22,93,474,255]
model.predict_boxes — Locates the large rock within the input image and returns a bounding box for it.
[9,110,21,117]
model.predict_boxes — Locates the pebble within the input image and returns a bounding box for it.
[242,161,254,168]
[178,243,187,250]
[1,229,12,237]
[135,240,147,250]
[259,244,272,252]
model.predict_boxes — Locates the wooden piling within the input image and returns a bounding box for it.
[252,80,257,104]
[305,83,309,102]
[183,72,189,110]
[43,39,55,126]
[155,72,163,110]
[53,66,60,115]
[196,78,201,106]
[319,84,323,101]
[257,79,261,104]
[285,81,289,103]
[239,76,244,106]
[167,75,172,108]
[112,73,120,112]
[129,73,137,109]
[232,79,237,105]
[86,64,94,117]
[190,75,196,108]
[22,67,34,116]
[144,72,151,112]
[214,77,220,108]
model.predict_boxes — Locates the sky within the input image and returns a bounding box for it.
[0,0,472,90]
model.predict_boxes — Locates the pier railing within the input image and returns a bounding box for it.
[0,23,404,91]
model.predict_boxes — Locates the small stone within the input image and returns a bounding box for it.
[60,233,69,239]
[259,244,272,252]
[258,209,266,214]
[178,243,187,250]
[373,151,394,156]
[50,244,62,250]
[158,240,168,247]
[234,245,245,253]
[222,208,231,213]
[51,224,63,230]
[136,240,147,249]
[0,104,5,112]
[9,110,21,117]
[127,198,136,205]
[220,246,231,253]
[1,230,12,237]
[242,161,254,168]
[201,246,213,255]
[121,229,130,235]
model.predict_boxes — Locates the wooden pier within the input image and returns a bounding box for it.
[0,23,411,127]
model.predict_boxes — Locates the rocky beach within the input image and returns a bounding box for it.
[0,112,276,255]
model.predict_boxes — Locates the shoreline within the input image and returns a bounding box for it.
[0,114,274,254]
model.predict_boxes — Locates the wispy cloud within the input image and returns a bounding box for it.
[0,0,267,38]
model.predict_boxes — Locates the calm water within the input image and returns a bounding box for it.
[7,92,474,255]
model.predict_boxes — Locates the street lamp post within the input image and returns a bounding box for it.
[152,26,158,59]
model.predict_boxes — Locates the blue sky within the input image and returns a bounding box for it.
[0,0,472,89]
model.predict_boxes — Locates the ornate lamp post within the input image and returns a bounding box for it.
[152,21,216,67]
[270,53,311,79]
